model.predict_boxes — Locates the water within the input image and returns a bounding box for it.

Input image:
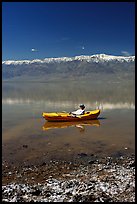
[2,77,135,166]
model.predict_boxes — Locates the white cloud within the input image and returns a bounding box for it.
[121,51,130,56]
[31,48,38,52]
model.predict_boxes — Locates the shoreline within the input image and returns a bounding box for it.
[2,155,135,202]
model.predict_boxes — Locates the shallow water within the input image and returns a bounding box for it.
[2,78,135,166]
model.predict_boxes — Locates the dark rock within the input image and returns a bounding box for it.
[45,192,51,197]
[22,145,28,148]
[78,153,88,157]
[88,158,96,164]
[41,162,47,166]
[64,143,70,147]
[129,161,135,167]
[31,189,41,196]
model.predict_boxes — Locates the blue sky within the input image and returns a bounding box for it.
[2,2,135,60]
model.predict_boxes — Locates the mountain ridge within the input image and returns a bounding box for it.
[2,54,135,80]
[2,54,135,65]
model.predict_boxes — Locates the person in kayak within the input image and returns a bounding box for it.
[69,104,85,116]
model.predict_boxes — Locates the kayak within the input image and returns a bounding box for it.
[42,109,100,122]
[42,119,100,130]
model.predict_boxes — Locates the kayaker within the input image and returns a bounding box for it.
[70,104,85,116]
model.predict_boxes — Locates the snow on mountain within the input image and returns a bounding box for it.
[2,54,135,65]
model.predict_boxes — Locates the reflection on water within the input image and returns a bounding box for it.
[2,78,135,103]
[2,98,135,110]
[42,119,100,131]
[2,79,135,166]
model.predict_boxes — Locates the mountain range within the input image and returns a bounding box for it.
[2,54,135,80]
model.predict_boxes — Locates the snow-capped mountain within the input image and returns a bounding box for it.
[2,54,135,80]
[2,54,135,65]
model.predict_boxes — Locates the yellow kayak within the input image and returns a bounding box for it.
[43,119,100,130]
[42,109,100,122]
